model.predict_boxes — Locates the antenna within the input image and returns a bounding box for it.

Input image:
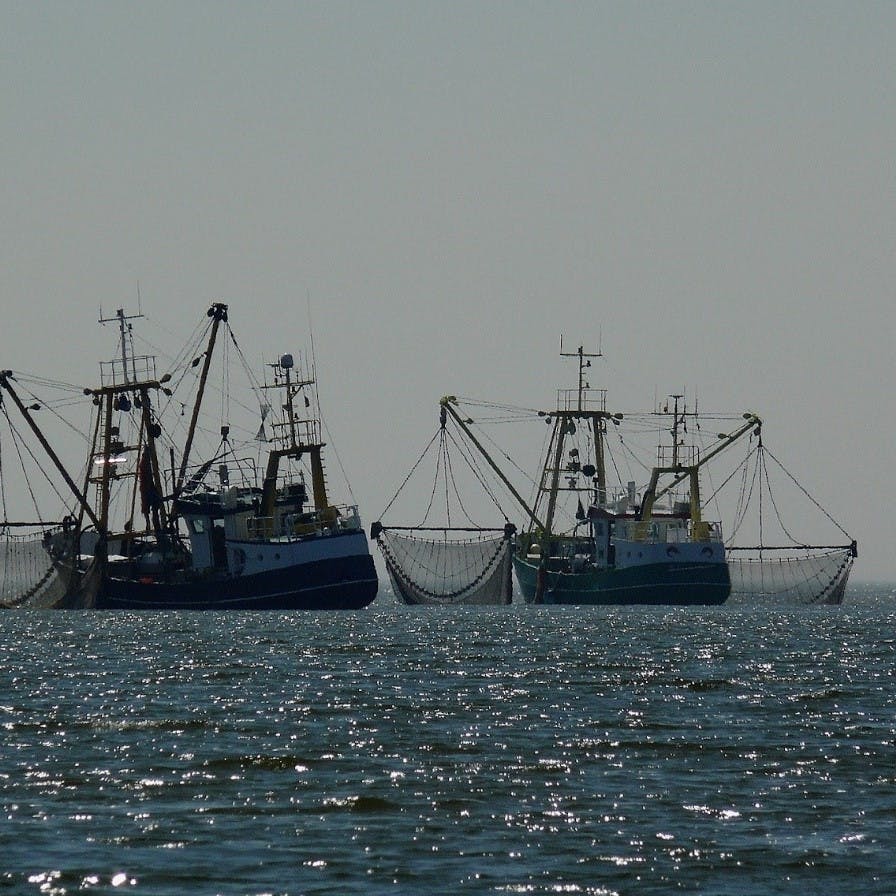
[99,306,144,386]
[307,291,321,417]
[560,337,602,413]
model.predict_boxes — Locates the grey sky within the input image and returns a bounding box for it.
[2,2,893,582]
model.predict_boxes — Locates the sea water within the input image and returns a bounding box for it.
[1,583,894,895]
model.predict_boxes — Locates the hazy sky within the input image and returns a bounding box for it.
[2,2,893,582]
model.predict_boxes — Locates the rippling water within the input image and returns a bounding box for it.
[2,583,894,895]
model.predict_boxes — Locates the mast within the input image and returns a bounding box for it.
[173,302,228,504]
[137,383,168,533]
[669,394,684,468]
[537,342,619,530]
[98,382,115,531]
[259,352,327,518]
[593,412,607,507]
[83,375,173,535]
[541,414,568,538]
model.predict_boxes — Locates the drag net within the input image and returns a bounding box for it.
[0,525,80,608]
[727,546,854,605]
[376,528,513,605]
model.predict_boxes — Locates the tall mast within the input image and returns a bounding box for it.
[83,375,172,535]
[173,303,228,504]
[541,415,568,537]
[260,352,327,517]
[593,412,607,508]
[554,340,616,513]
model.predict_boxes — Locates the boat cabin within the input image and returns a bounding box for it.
[179,486,263,572]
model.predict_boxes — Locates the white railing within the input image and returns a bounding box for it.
[555,387,607,414]
[613,518,723,544]
[246,504,362,541]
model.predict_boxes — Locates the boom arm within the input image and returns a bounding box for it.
[641,413,761,520]
[440,396,544,531]
[0,370,102,530]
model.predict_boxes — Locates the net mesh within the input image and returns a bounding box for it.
[377,529,513,605]
[0,526,80,608]
[727,547,854,605]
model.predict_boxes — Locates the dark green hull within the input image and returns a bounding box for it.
[513,555,731,606]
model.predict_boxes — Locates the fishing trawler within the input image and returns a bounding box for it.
[439,351,749,605]
[376,342,856,606]
[0,303,378,610]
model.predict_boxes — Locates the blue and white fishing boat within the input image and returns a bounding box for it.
[0,303,378,609]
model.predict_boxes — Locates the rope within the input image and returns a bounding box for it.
[445,428,507,521]
[440,433,453,527]
[704,442,758,526]
[378,428,442,522]
[1,405,44,521]
[760,445,852,540]
[759,447,800,546]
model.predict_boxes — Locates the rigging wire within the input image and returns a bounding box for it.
[704,442,758,512]
[758,447,801,545]
[11,378,91,444]
[441,434,453,527]
[318,414,357,507]
[378,428,441,521]
[760,444,852,540]
[420,431,445,527]
[452,427,509,516]
[136,310,209,378]
[445,427,507,522]
[0,404,69,520]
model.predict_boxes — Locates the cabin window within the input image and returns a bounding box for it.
[190,519,206,534]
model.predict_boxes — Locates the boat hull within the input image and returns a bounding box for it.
[513,555,731,606]
[96,551,377,610]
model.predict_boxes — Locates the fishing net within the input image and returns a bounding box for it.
[726,546,854,605]
[0,525,81,608]
[376,528,514,605]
